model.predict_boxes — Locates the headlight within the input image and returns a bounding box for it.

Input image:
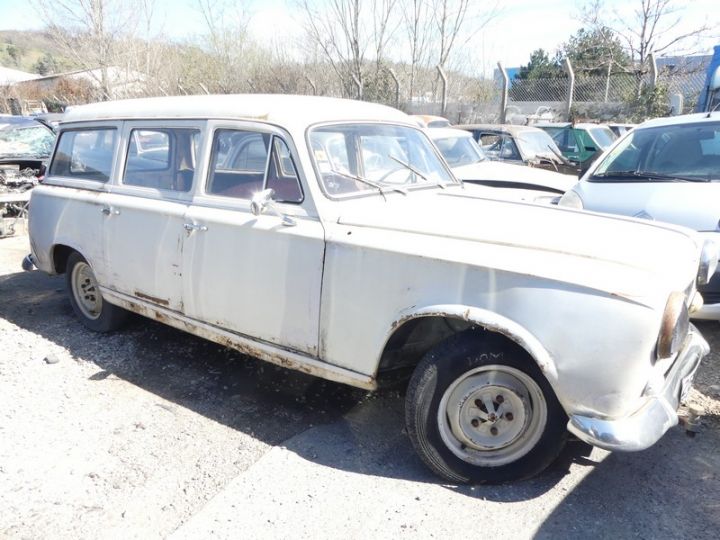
[697,239,719,285]
[657,291,689,359]
[558,189,583,209]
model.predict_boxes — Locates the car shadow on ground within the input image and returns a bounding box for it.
[1,268,717,507]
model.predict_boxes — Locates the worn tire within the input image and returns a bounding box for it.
[405,330,568,484]
[65,251,128,332]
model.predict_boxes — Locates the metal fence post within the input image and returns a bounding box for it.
[436,65,448,115]
[497,61,509,123]
[604,61,611,102]
[387,68,400,108]
[648,52,658,89]
[563,57,575,120]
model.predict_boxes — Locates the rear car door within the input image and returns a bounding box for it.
[101,121,204,312]
[40,124,120,284]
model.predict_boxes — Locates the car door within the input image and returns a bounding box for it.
[101,120,205,312]
[181,121,325,356]
[43,124,120,285]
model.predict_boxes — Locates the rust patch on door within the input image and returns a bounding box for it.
[134,290,170,306]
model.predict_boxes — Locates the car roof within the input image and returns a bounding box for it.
[534,122,611,130]
[457,124,546,135]
[61,94,414,130]
[635,111,720,129]
[426,127,473,139]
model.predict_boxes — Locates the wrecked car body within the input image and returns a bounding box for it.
[26,95,711,483]
[0,116,55,236]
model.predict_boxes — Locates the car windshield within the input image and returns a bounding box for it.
[515,130,562,158]
[0,123,55,159]
[591,121,720,182]
[309,123,457,197]
[432,135,486,167]
[587,127,616,149]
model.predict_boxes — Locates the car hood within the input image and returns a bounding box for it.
[572,180,720,232]
[335,188,699,305]
[453,161,576,193]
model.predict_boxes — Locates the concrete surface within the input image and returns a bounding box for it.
[1,234,719,539]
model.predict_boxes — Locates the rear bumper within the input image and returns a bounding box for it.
[567,328,709,452]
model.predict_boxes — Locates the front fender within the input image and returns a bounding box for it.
[382,304,559,383]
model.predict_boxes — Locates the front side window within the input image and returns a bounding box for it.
[591,121,720,182]
[207,129,302,203]
[309,123,456,197]
[123,128,199,192]
[49,128,117,182]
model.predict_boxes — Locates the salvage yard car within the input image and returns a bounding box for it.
[560,112,720,320]
[26,95,712,484]
[456,123,578,176]
[427,127,575,204]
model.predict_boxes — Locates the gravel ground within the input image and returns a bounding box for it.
[1,233,719,539]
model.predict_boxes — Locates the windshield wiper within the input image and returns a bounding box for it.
[387,154,446,188]
[591,170,704,182]
[329,168,407,197]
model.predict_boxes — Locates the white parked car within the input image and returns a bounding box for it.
[560,112,720,319]
[427,128,576,204]
[26,95,712,484]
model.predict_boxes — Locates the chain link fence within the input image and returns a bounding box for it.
[1,56,709,125]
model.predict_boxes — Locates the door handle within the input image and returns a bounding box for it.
[183,222,207,232]
[101,206,120,216]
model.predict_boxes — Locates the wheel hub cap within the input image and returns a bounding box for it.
[437,365,548,467]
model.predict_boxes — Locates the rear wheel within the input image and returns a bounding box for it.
[406,331,567,484]
[66,252,128,332]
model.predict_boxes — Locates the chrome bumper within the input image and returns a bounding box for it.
[567,328,709,452]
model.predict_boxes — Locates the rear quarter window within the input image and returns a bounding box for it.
[49,128,117,182]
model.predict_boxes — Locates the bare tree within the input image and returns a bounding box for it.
[299,0,399,99]
[582,0,713,69]
[430,0,498,70]
[30,0,156,99]
[400,0,432,102]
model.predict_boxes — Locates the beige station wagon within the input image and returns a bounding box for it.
[25,94,713,483]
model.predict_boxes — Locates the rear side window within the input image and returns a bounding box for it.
[207,129,302,203]
[123,128,200,192]
[49,128,117,182]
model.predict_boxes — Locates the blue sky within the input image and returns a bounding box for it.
[1,0,717,75]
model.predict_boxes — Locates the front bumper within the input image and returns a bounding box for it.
[567,328,709,452]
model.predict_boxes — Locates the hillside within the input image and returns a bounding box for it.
[0,30,78,75]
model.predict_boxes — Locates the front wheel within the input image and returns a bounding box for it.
[405,331,567,484]
[66,251,128,332]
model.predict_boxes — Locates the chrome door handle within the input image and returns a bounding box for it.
[183,222,207,232]
[101,206,120,216]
